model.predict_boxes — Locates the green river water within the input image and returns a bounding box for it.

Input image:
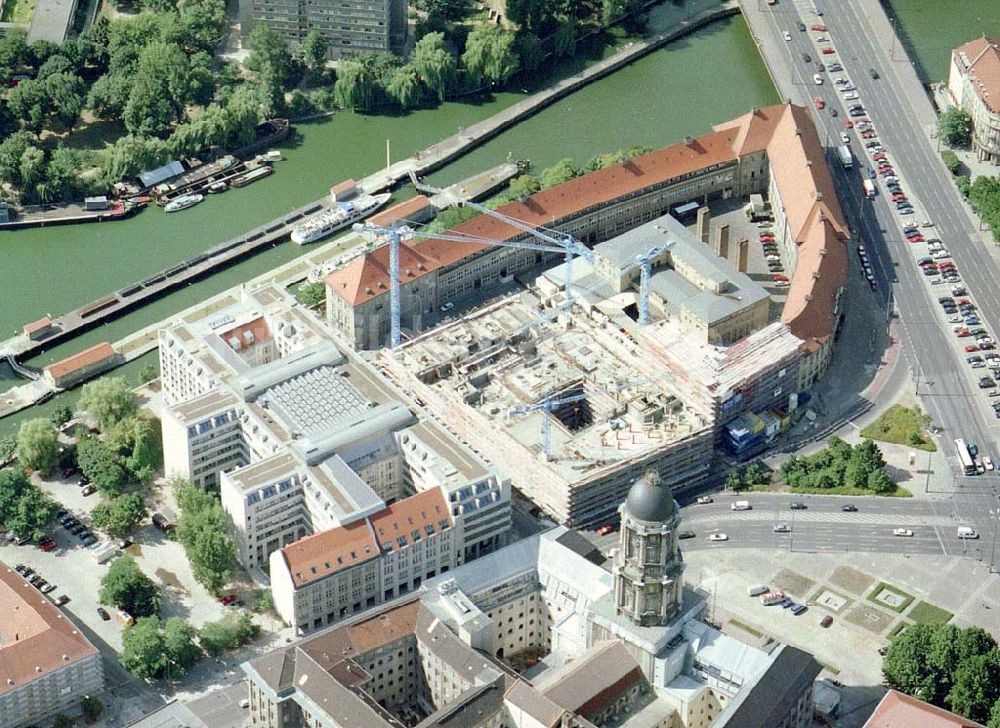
[0,11,777,434]
[882,0,1000,84]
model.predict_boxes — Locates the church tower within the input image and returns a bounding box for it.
[612,471,685,627]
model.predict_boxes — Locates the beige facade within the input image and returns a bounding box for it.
[949,37,1000,165]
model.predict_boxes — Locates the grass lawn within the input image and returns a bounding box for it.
[867,581,916,613]
[860,405,936,452]
[908,601,953,625]
[888,621,913,639]
[790,484,912,497]
[0,0,36,23]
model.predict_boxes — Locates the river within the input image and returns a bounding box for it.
[0,12,777,434]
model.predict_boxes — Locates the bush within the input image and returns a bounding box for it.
[199,611,259,656]
[81,696,104,722]
[941,149,962,176]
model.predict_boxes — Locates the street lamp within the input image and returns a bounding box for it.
[990,508,1000,573]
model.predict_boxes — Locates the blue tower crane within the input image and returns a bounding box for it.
[631,244,669,326]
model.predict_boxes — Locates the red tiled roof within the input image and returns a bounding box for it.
[23,316,52,335]
[43,342,117,381]
[326,241,440,307]
[864,690,985,728]
[369,487,452,553]
[280,519,379,588]
[330,179,357,199]
[954,36,1000,114]
[0,563,99,696]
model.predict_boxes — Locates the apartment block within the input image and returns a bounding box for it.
[949,37,1000,165]
[0,564,105,728]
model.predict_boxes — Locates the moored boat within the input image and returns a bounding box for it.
[291,193,391,245]
[230,166,273,188]
[258,150,282,163]
[164,194,204,213]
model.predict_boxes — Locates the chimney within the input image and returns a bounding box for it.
[715,224,730,259]
[737,238,749,273]
[696,207,711,244]
[684,136,695,147]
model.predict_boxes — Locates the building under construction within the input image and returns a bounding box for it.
[376,295,715,528]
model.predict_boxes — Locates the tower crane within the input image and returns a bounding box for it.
[629,243,670,326]
[510,392,589,461]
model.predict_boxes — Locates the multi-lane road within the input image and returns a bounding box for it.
[733,0,1000,551]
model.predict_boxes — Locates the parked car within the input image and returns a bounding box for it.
[219,594,239,606]
[54,595,70,606]
[596,524,615,536]
[840,504,858,512]
[708,533,729,542]
[81,484,96,496]
[789,502,806,510]
[97,607,110,621]
[821,615,834,627]
[696,496,713,504]
[678,531,696,540]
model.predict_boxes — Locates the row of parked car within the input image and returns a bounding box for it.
[13,563,69,605]
[759,228,790,287]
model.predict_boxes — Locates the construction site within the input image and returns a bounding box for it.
[376,292,716,528]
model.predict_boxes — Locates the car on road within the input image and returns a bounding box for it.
[815,62,825,72]
[821,615,833,628]
[813,74,824,85]
[440,302,454,313]
[958,527,979,539]
[813,96,825,110]
[840,504,858,512]
[783,31,792,41]
[773,523,792,533]
[596,524,615,536]
[696,496,713,504]
[893,528,914,537]
[97,607,110,621]
[798,21,806,31]
[870,67,880,79]
[678,531,696,539]
[708,533,728,542]
[789,501,806,510]
[840,132,850,144]
[844,119,853,129]
[984,456,995,471]
[802,52,812,63]
[54,595,70,606]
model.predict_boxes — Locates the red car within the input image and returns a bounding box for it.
[759,233,775,240]
[821,47,835,54]
[810,23,826,31]
[844,120,854,129]
[861,130,877,139]
[813,96,825,110]
[821,615,833,628]
[39,539,56,552]
[957,329,972,338]
[872,152,887,161]
[772,274,789,281]
[596,524,615,536]
[957,299,973,307]
[965,345,980,353]
[892,193,907,202]
[907,235,924,243]
[219,594,238,606]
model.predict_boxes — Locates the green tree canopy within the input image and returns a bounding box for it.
[79,377,137,429]
[16,418,59,474]
[939,107,972,148]
[412,32,455,102]
[92,493,148,536]
[539,158,579,188]
[301,29,328,71]
[508,174,540,200]
[334,60,376,112]
[121,616,199,680]
[462,25,519,86]
[175,481,237,593]
[198,611,259,656]
[948,651,1000,724]
[77,436,128,497]
[100,555,160,617]
[725,468,744,492]
[385,65,423,110]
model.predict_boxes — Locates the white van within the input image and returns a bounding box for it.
[731,500,751,511]
[747,584,768,597]
[958,526,979,539]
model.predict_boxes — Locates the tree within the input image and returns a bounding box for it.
[76,436,127,496]
[44,72,85,127]
[539,158,579,188]
[121,616,199,680]
[724,468,743,492]
[412,32,455,102]
[87,72,132,120]
[939,107,972,148]
[247,23,295,89]
[462,25,519,86]
[81,696,104,722]
[92,493,148,536]
[0,435,16,465]
[113,417,162,484]
[866,468,895,494]
[16,418,59,474]
[138,363,158,384]
[845,440,885,489]
[100,555,160,617]
[123,76,178,137]
[79,377,137,429]
[884,622,940,700]
[516,32,542,73]
[553,15,576,58]
[506,0,561,30]
[199,611,259,656]
[742,462,764,487]
[508,174,540,200]
[297,282,326,309]
[334,61,376,112]
[941,149,963,176]
[301,29,328,72]
[7,486,57,540]
[7,79,46,131]
[175,482,237,593]
[948,651,1000,724]
[601,0,641,25]
[385,65,423,110]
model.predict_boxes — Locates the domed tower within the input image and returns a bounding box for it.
[612,471,685,627]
